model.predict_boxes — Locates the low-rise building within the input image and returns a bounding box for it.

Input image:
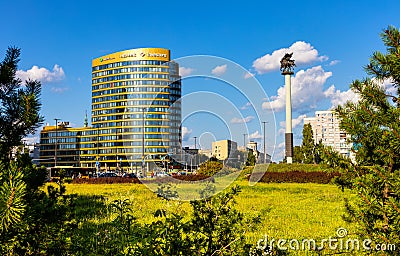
[39,122,84,167]
[212,139,238,161]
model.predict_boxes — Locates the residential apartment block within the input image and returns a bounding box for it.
[304,110,352,158]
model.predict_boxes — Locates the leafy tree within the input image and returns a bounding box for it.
[245,150,256,166]
[0,46,44,244]
[313,139,324,164]
[289,124,316,164]
[292,146,302,163]
[0,47,43,162]
[0,47,76,255]
[301,123,314,164]
[333,26,400,248]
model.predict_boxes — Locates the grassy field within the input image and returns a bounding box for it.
[63,178,355,246]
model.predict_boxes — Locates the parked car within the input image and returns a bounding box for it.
[155,171,170,177]
[98,172,118,178]
[122,173,137,178]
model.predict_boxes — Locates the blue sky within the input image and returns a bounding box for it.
[1,0,399,161]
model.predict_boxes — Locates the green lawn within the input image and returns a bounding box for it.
[64,178,355,245]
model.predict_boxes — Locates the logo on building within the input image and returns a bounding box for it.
[121,53,137,58]
[99,57,114,62]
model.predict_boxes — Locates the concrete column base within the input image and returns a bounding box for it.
[285,133,293,164]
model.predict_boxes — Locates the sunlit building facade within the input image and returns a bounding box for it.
[212,140,238,161]
[39,48,181,170]
[39,122,85,167]
[304,110,352,158]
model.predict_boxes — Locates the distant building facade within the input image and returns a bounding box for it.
[182,146,199,155]
[24,143,40,166]
[12,139,40,165]
[304,110,352,158]
[198,149,212,158]
[212,139,238,160]
[246,141,258,153]
[39,122,84,167]
[246,141,271,163]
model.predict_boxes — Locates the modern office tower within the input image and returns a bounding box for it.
[39,48,181,170]
[212,139,238,161]
[304,110,352,158]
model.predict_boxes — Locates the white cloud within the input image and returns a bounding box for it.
[179,67,195,77]
[263,66,332,112]
[324,78,397,109]
[16,64,65,83]
[273,142,286,162]
[293,115,307,128]
[211,64,227,76]
[278,114,307,135]
[240,102,253,110]
[248,130,263,140]
[328,60,340,66]
[51,87,69,94]
[244,71,255,79]
[380,78,397,96]
[324,85,359,108]
[182,126,192,141]
[253,41,328,74]
[230,116,255,124]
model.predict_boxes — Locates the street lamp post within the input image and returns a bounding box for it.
[193,136,197,168]
[54,118,60,167]
[142,107,146,177]
[243,133,247,164]
[96,126,100,173]
[243,133,247,149]
[262,121,268,164]
[115,128,118,171]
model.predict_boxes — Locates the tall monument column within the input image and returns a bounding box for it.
[280,53,296,164]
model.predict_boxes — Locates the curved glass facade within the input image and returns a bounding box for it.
[81,48,181,170]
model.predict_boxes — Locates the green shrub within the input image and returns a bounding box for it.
[251,170,341,184]
[197,161,223,176]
